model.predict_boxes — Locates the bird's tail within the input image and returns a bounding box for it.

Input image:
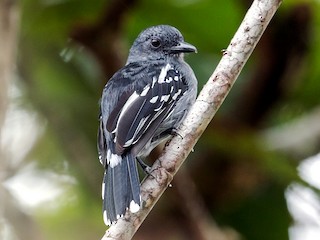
[102,153,140,225]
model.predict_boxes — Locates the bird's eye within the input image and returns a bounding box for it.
[151,39,161,48]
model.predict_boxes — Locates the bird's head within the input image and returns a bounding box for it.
[127,25,197,63]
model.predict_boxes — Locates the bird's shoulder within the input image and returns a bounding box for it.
[104,61,186,92]
[100,60,188,120]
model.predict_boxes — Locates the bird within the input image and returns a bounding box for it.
[97,25,197,226]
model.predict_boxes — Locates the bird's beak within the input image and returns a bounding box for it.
[169,41,197,54]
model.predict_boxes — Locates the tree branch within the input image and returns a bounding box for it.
[102,0,282,239]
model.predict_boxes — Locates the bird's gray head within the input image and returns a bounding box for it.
[127,25,197,64]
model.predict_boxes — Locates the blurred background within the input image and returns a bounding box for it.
[1,0,320,239]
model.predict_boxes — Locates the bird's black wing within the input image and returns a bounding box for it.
[106,63,188,156]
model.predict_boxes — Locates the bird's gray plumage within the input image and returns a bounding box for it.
[98,25,197,225]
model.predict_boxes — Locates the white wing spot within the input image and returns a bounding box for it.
[152,76,157,88]
[154,102,165,112]
[160,94,170,102]
[124,137,134,147]
[140,85,150,96]
[172,89,182,100]
[174,76,179,81]
[158,64,171,83]
[150,96,159,103]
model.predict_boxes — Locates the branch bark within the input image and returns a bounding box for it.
[102,0,282,239]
